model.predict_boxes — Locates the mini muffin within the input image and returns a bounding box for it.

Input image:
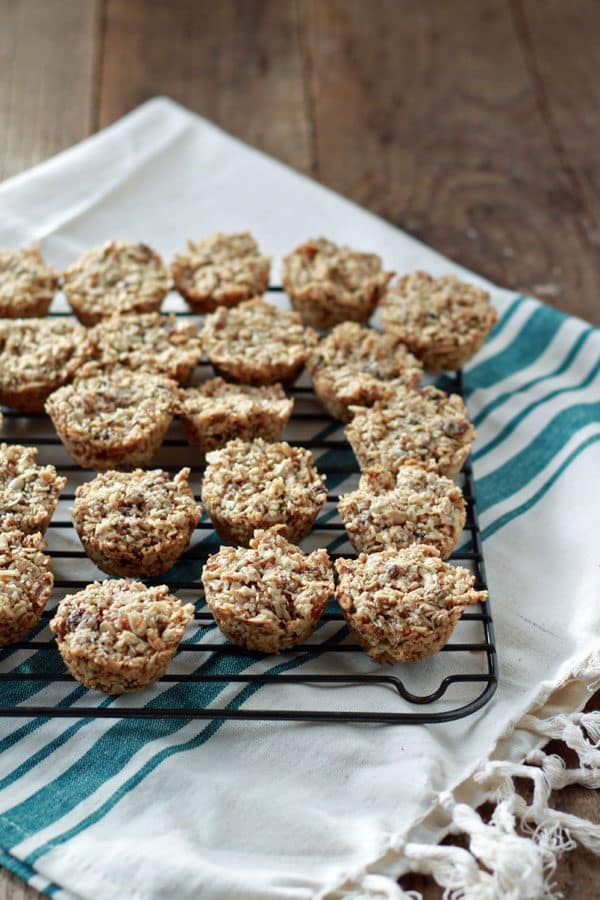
[0,444,66,534]
[177,378,293,456]
[88,313,202,384]
[46,371,177,470]
[62,240,171,325]
[171,231,270,313]
[0,318,90,411]
[335,544,486,664]
[202,526,333,653]
[201,297,317,386]
[381,271,498,371]
[306,322,423,421]
[282,237,393,330]
[345,384,475,477]
[0,246,58,317]
[50,580,194,694]
[71,468,201,577]
[201,438,327,546]
[0,530,54,645]
[338,465,466,558]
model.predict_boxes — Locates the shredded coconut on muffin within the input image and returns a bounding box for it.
[171,231,270,313]
[50,580,194,693]
[282,237,393,329]
[202,526,333,653]
[72,468,201,577]
[345,384,475,477]
[0,246,58,318]
[0,530,54,645]
[201,437,327,545]
[88,313,202,384]
[307,322,423,421]
[46,370,177,470]
[0,444,66,534]
[338,465,466,558]
[201,297,317,385]
[62,240,171,325]
[335,544,486,664]
[381,271,498,371]
[0,318,91,411]
[177,378,293,455]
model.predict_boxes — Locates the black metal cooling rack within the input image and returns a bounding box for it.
[0,297,497,724]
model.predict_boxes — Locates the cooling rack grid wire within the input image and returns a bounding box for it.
[0,294,497,724]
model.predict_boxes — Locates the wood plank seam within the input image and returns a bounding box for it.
[508,0,599,229]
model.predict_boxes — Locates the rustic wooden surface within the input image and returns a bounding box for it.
[0,0,598,897]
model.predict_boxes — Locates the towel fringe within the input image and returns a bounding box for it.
[330,707,600,900]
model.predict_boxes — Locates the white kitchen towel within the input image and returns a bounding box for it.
[0,98,598,900]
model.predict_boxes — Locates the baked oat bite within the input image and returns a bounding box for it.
[0,530,53,645]
[345,384,475,477]
[171,231,270,313]
[62,240,171,325]
[335,544,486,664]
[381,271,498,372]
[0,246,58,318]
[201,438,327,546]
[0,318,90,412]
[88,313,202,384]
[306,322,423,422]
[338,465,466,558]
[202,526,333,653]
[50,580,194,694]
[177,378,293,456]
[72,468,201,578]
[46,371,177,470]
[201,297,317,386]
[281,237,393,330]
[0,444,66,534]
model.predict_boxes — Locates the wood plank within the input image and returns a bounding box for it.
[0,868,40,900]
[0,0,101,181]
[300,0,600,323]
[512,0,600,321]
[98,0,312,174]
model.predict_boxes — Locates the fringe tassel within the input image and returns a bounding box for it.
[333,707,600,900]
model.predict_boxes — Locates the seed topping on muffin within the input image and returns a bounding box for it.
[46,370,177,470]
[72,467,201,577]
[201,297,317,385]
[202,437,327,545]
[0,529,54,645]
[0,444,66,534]
[172,231,270,313]
[177,378,293,454]
[62,240,171,325]
[202,526,333,653]
[50,580,194,693]
[0,318,91,411]
[381,271,498,371]
[338,465,466,558]
[282,237,393,329]
[0,246,58,318]
[307,322,422,421]
[345,384,475,477]
[88,313,202,384]
[335,544,486,664]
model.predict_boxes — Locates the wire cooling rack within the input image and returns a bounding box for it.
[0,294,497,724]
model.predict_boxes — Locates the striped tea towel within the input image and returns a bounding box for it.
[0,98,598,900]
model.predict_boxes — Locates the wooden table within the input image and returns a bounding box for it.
[0,1,598,897]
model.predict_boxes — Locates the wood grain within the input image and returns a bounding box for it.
[98,0,312,173]
[0,0,101,181]
[0,1,598,897]
[299,0,600,323]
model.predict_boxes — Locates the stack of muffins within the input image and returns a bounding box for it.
[0,232,497,692]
